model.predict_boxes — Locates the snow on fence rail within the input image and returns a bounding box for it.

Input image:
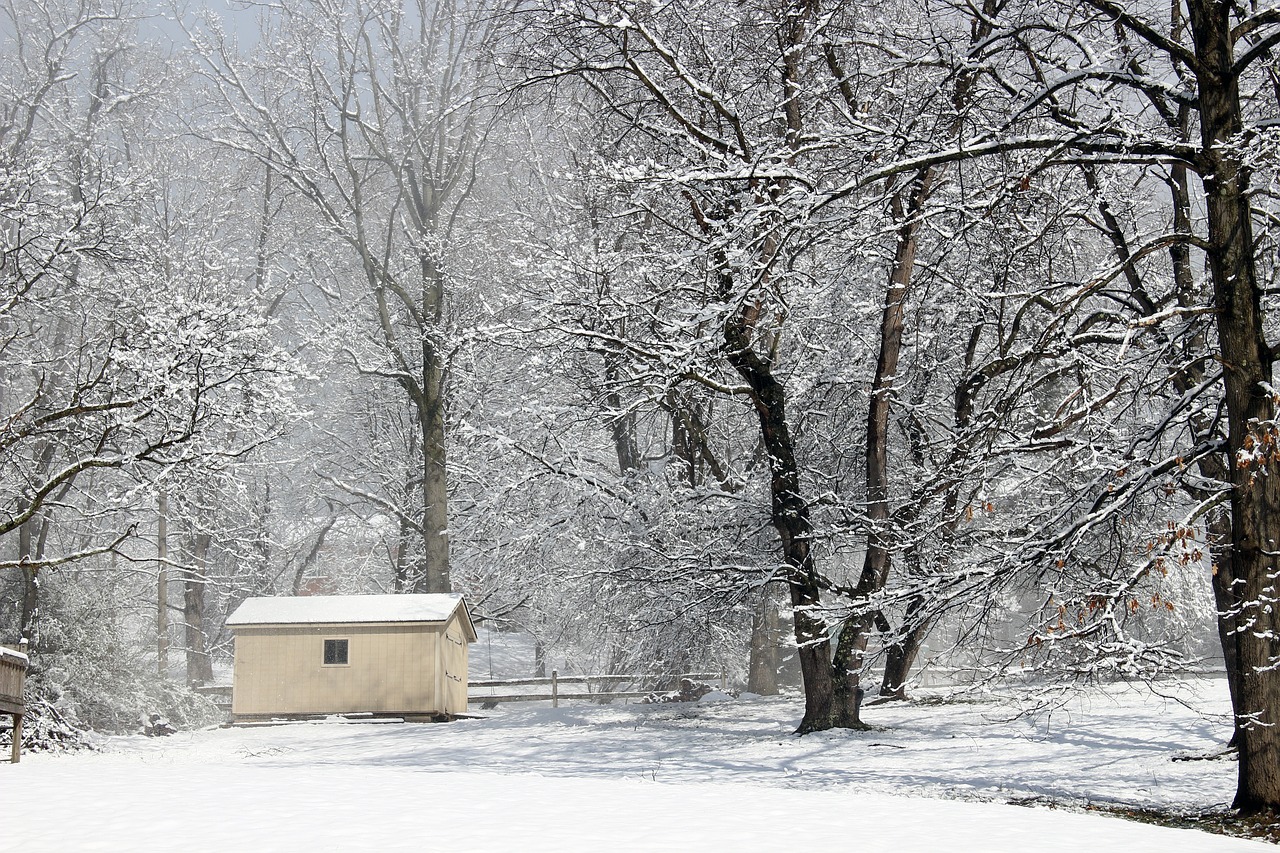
[468,670,726,707]
[0,642,29,763]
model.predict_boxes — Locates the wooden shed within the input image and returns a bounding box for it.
[226,593,475,722]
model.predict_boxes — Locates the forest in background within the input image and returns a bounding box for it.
[5,0,1280,813]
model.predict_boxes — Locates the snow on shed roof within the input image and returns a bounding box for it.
[0,646,28,666]
[226,593,469,629]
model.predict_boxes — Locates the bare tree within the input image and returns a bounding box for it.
[840,0,1280,811]
[189,0,501,593]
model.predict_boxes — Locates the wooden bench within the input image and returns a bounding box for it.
[1,642,29,763]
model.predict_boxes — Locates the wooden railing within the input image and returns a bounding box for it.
[468,670,726,707]
[194,684,233,711]
[1,643,29,763]
[194,670,729,720]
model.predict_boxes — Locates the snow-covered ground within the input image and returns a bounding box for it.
[4,676,1272,851]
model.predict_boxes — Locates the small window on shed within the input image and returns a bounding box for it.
[323,638,349,666]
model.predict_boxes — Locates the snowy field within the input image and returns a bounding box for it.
[4,676,1274,852]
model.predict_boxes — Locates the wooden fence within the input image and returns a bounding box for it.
[194,684,233,712]
[468,670,726,707]
[193,670,728,719]
[1,643,28,763]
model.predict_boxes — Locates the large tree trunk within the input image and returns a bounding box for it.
[17,506,37,648]
[1209,509,1242,744]
[17,438,62,649]
[156,491,169,676]
[417,330,451,594]
[832,171,934,719]
[1168,99,1242,748]
[413,227,451,595]
[879,596,929,700]
[747,585,781,695]
[742,0,855,733]
[1187,0,1280,812]
[184,532,214,686]
[722,296,860,731]
[392,427,419,593]
[669,389,698,488]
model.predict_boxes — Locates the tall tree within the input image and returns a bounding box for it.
[189,0,499,593]
[848,0,1280,811]
[0,0,293,651]
[516,0,898,730]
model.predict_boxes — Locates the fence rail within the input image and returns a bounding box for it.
[193,670,729,717]
[194,684,233,712]
[469,670,726,707]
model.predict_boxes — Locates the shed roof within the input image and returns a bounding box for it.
[0,646,28,666]
[226,593,473,638]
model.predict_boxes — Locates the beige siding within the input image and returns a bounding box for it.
[441,611,469,714]
[232,623,446,717]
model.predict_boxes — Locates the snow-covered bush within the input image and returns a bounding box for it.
[0,697,96,754]
[14,580,221,739]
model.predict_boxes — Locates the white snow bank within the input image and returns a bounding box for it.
[1,677,1263,851]
[4,764,1267,852]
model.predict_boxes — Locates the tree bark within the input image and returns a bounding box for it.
[1187,0,1280,812]
[17,504,37,648]
[605,351,641,475]
[880,596,929,700]
[411,203,451,595]
[722,293,862,731]
[669,388,698,488]
[417,363,451,594]
[157,491,169,676]
[1209,509,1242,745]
[747,585,781,695]
[293,513,336,597]
[184,532,214,686]
[1168,112,1241,745]
[393,426,419,593]
[832,170,935,717]
[16,437,64,649]
[534,638,547,679]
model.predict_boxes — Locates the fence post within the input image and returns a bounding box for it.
[721,668,727,691]
[551,670,558,708]
[10,713,20,763]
